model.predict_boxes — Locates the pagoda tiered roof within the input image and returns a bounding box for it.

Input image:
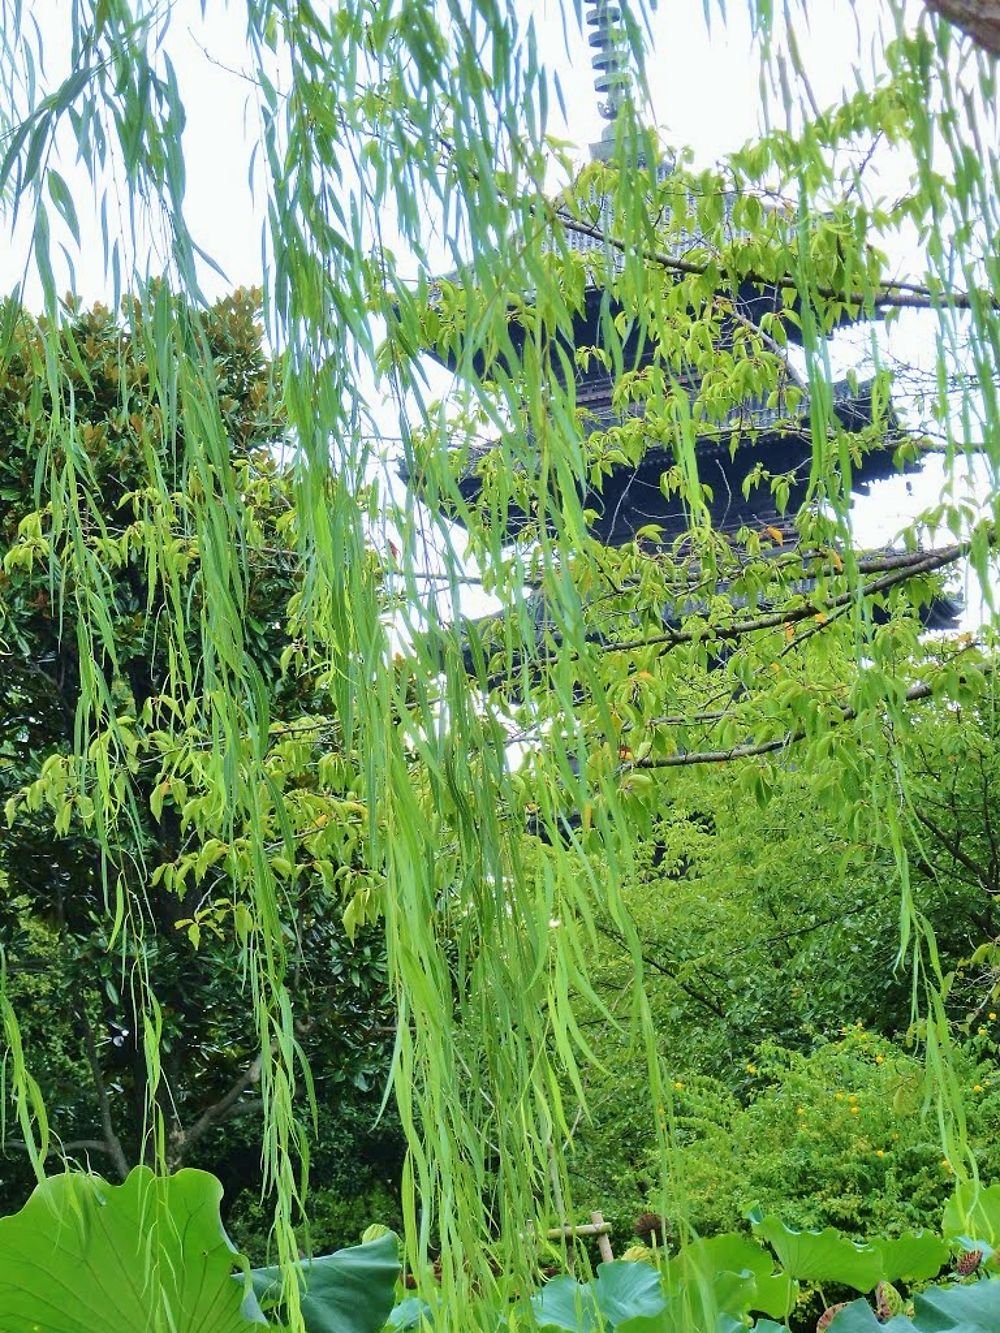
[400,2,958,631]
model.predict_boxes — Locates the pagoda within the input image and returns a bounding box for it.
[402,1,958,627]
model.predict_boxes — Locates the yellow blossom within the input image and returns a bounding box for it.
[834,1091,845,1101]
[850,1106,860,1115]
[673,1080,684,1090]
[990,1013,997,1021]
[974,1084,984,1093]
[876,1150,885,1158]
[875,1055,885,1065]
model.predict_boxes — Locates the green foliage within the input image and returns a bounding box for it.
[1,3,999,1328]
[828,1281,1000,1332]
[250,1230,400,1333]
[0,290,399,1222]
[0,1165,402,1333]
[749,1214,947,1291]
[567,1028,1000,1244]
[0,1166,262,1332]
[229,1179,403,1263]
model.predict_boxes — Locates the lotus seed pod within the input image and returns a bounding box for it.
[956,1247,984,1276]
[875,1281,904,1318]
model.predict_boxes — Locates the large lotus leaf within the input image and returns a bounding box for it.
[912,1280,1000,1329]
[616,1313,743,1333]
[0,1165,265,1333]
[751,1214,947,1291]
[943,1182,1000,1249]
[531,1262,665,1330]
[829,1277,1000,1331]
[876,1233,950,1283]
[611,1269,760,1333]
[591,1263,667,1327]
[618,1278,760,1333]
[825,1303,918,1333]
[249,1231,399,1333]
[385,1296,434,1329]
[667,1234,796,1319]
[531,1274,601,1331]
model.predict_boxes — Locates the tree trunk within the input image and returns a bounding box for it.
[926,0,1000,55]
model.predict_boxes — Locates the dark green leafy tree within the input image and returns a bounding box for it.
[0,291,402,1243]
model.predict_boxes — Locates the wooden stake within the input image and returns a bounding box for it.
[591,1210,614,1263]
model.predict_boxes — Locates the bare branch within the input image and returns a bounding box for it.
[167,1051,264,1168]
[78,1008,130,1182]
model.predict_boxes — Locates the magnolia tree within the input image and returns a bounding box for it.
[0,1,998,1329]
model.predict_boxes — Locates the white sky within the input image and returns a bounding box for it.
[1,0,992,625]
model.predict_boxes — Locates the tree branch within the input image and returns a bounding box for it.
[562,537,977,663]
[925,0,1000,56]
[913,807,999,894]
[78,1007,130,1182]
[553,206,999,314]
[167,1051,265,1169]
[632,660,993,770]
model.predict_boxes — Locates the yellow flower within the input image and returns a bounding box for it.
[876,1150,885,1158]
[850,1106,860,1115]
[979,1026,988,1036]
[875,1054,885,1065]
[990,1013,997,1021]
[673,1080,684,1090]
[745,1064,757,1075]
[796,1107,806,1116]
[974,1084,984,1093]
[848,1093,859,1104]
[834,1091,845,1101]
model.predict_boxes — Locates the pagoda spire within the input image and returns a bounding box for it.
[586,1,632,160]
